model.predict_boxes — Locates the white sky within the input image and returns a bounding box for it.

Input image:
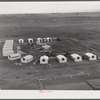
[0,1,100,14]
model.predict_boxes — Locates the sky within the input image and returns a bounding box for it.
[0,1,100,14]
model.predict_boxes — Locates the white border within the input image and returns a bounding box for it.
[0,90,100,99]
[0,1,100,14]
[0,1,100,99]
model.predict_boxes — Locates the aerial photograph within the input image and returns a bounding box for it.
[0,1,100,90]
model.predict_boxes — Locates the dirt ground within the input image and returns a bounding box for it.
[1,12,100,90]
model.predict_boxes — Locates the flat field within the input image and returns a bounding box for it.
[0,12,100,90]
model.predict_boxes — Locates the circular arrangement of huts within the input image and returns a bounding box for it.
[2,38,98,65]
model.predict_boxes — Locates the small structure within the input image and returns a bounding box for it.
[70,53,82,62]
[43,38,47,42]
[56,55,67,63]
[46,37,52,42]
[40,55,49,64]
[36,40,40,45]
[2,40,14,57]
[18,39,24,44]
[37,38,43,42]
[28,38,33,44]
[84,52,97,61]
[8,53,21,60]
[42,44,50,50]
[36,41,45,45]
[21,55,33,63]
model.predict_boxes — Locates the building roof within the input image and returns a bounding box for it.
[4,40,13,45]
[4,44,13,46]
[5,40,13,43]
[3,50,14,53]
[85,52,95,56]
[3,45,13,47]
[40,55,49,60]
[3,40,13,50]
[19,39,24,41]
[56,55,66,59]
[42,45,50,48]
[37,38,42,40]
[28,38,33,40]
[3,47,13,50]
[23,55,33,59]
[47,37,52,39]
[71,53,81,58]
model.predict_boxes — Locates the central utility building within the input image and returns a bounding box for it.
[42,45,50,50]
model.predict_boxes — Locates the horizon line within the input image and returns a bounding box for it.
[0,11,100,15]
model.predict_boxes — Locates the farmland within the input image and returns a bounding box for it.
[0,12,100,90]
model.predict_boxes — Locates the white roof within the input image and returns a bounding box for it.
[5,40,13,43]
[71,53,81,58]
[4,42,13,45]
[4,45,13,47]
[23,55,33,59]
[9,53,21,57]
[4,40,13,45]
[85,52,95,56]
[37,38,42,40]
[40,55,49,60]
[5,41,13,44]
[3,45,13,48]
[42,45,50,48]
[4,44,13,46]
[3,48,13,51]
[57,55,66,58]
[19,39,24,41]
[3,50,14,53]
[3,40,13,50]
[47,37,52,39]
[28,38,33,40]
